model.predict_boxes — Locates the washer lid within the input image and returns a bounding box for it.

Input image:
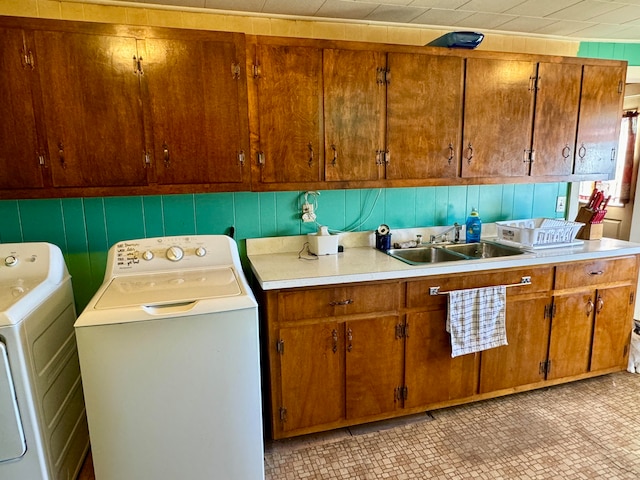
[0,342,27,462]
[94,267,242,310]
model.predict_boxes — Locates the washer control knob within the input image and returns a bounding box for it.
[4,255,18,267]
[142,250,154,261]
[195,247,207,257]
[166,246,184,262]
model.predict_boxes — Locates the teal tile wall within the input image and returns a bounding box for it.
[0,184,567,312]
[578,42,640,65]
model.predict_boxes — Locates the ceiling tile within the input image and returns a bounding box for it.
[409,0,472,7]
[569,21,638,38]
[459,0,531,14]
[504,0,583,17]
[592,4,640,23]
[534,19,596,35]
[366,5,429,23]
[494,16,559,34]
[204,0,267,11]
[316,0,379,20]
[410,8,476,26]
[545,0,624,21]
[262,0,326,16]
[452,11,518,29]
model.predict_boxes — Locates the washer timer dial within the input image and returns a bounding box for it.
[165,246,184,262]
[4,255,18,267]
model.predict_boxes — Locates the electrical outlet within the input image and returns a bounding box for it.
[556,196,566,213]
[302,202,316,222]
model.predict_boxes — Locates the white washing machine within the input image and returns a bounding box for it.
[0,242,88,480]
[75,235,265,480]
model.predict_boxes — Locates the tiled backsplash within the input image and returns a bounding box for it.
[0,184,567,310]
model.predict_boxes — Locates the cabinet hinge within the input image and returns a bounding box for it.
[523,149,535,164]
[539,360,551,375]
[37,154,46,167]
[22,49,35,69]
[611,148,617,162]
[143,151,151,168]
[529,75,540,91]
[630,292,635,305]
[394,323,409,339]
[252,64,261,78]
[279,407,287,422]
[376,67,390,85]
[618,80,624,95]
[237,150,245,166]
[133,55,144,75]
[376,149,390,165]
[231,62,241,79]
[276,339,285,354]
[257,151,265,166]
[394,386,408,401]
[544,303,556,319]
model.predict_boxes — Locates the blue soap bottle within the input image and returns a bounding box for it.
[466,208,482,243]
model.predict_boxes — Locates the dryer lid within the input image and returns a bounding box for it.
[94,267,242,310]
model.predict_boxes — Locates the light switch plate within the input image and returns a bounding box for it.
[556,196,566,213]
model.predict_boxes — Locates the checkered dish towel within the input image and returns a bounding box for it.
[446,286,508,358]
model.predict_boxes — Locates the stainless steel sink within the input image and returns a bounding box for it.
[386,246,466,265]
[386,240,525,265]
[442,240,524,259]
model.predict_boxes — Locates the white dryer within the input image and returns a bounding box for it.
[75,235,264,480]
[0,242,88,480]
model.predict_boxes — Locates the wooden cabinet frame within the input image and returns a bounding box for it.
[260,256,639,440]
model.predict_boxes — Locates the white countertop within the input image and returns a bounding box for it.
[247,230,640,291]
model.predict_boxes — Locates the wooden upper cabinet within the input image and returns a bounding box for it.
[144,32,249,187]
[324,49,386,182]
[253,43,323,184]
[0,27,45,189]
[574,64,626,176]
[386,53,463,180]
[530,62,582,177]
[34,30,148,188]
[462,57,536,178]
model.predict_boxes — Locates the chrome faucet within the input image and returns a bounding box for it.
[430,223,461,244]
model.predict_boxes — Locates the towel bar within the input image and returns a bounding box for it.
[429,276,531,296]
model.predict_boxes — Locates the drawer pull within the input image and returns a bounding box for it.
[589,270,604,276]
[330,299,353,306]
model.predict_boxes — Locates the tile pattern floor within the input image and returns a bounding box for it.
[78,372,640,479]
[264,372,640,479]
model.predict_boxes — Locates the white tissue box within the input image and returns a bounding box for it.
[307,233,339,255]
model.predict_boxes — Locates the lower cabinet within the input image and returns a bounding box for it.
[262,256,638,439]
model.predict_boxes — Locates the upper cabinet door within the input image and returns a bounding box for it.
[0,27,45,189]
[462,58,536,178]
[574,64,626,177]
[144,33,249,187]
[530,62,581,177]
[324,49,386,182]
[34,30,148,188]
[253,43,323,185]
[386,53,463,180]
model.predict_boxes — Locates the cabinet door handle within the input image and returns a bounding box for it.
[331,144,338,166]
[329,299,353,306]
[578,144,586,160]
[347,328,353,352]
[465,142,473,165]
[163,143,170,167]
[331,329,338,353]
[561,144,571,159]
[586,298,594,316]
[58,142,66,169]
[448,143,454,165]
[308,143,313,167]
[589,270,604,276]
[596,295,604,313]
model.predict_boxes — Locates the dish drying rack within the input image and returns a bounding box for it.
[494,218,584,249]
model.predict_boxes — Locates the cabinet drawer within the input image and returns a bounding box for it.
[407,266,554,309]
[555,256,638,290]
[279,282,400,321]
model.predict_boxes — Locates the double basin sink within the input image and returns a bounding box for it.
[386,240,525,266]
